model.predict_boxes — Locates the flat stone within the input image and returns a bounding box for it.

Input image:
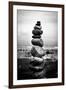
[29,64,44,72]
[32,35,41,38]
[30,57,44,66]
[34,25,42,29]
[32,29,43,35]
[31,46,45,57]
[31,38,43,47]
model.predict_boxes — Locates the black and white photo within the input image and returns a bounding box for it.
[17,10,58,80]
[9,2,64,88]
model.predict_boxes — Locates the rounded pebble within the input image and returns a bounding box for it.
[32,29,43,35]
[31,38,43,47]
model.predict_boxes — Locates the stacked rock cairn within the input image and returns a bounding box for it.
[29,21,45,78]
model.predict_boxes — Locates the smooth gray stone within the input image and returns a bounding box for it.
[30,57,44,66]
[31,46,44,57]
[29,64,44,72]
[34,25,42,29]
[32,35,41,38]
[31,38,43,47]
[32,29,43,35]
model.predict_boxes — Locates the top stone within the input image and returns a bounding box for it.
[36,21,41,26]
[34,21,42,30]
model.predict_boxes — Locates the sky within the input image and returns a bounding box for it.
[17,9,58,49]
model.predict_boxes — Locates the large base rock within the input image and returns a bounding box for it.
[34,70,45,78]
[29,63,44,72]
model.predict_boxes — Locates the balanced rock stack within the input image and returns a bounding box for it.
[29,21,45,78]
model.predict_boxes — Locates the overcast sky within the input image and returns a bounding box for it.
[17,10,58,48]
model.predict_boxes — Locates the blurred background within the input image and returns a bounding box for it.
[17,9,58,80]
[17,10,58,49]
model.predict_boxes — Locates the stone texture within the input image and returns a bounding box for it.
[34,70,45,78]
[31,46,44,57]
[36,21,41,26]
[30,57,44,66]
[32,35,41,38]
[29,64,44,72]
[32,29,43,35]
[31,38,43,47]
[34,25,42,29]
[34,21,42,30]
